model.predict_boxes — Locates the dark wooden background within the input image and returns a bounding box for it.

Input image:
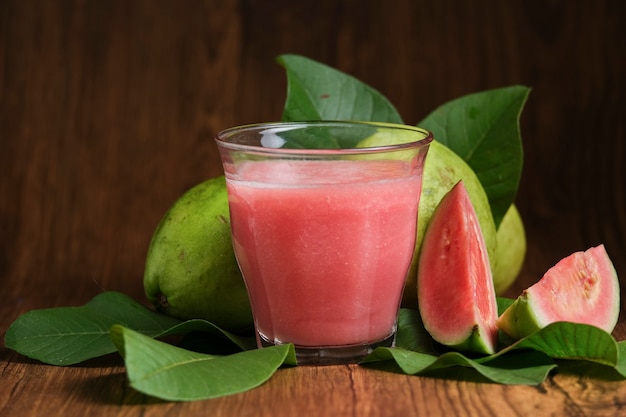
[2,1,626,415]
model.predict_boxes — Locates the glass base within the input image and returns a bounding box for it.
[258,332,396,366]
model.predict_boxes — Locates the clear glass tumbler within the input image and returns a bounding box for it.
[215,121,433,365]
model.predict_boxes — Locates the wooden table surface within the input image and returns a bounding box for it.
[2,1,626,416]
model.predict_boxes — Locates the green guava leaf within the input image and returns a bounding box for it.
[277,54,403,123]
[371,308,626,384]
[363,347,555,385]
[418,86,530,227]
[3,291,254,365]
[277,54,528,227]
[394,308,439,355]
[494,322,620,368]
[3,291,182,365]
[616,342,626,377]
[497,296,515,314]
[366,310,554,385]
[157,318,256,352]
[110,325,296,402]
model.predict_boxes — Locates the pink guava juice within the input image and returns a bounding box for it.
[226,159,424,348]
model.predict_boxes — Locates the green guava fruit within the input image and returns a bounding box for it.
[493,204,526,295]
[404,140,497,308]
[417,181,499,354]
[497,245,620,340]
[356,130,497,308]
[143,176,253,333]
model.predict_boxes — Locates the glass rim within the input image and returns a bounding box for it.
[215,120,433,155]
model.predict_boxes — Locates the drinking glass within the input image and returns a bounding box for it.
[215,121,433,365]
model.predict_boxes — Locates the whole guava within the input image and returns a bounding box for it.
[143,176,253,333]
[355,129,498,309]
[492,204,526,295]
[404,140,497,308]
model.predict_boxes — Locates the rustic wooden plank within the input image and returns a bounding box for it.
[3,346,626,417]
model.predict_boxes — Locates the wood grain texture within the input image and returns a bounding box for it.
[1,1,626,416]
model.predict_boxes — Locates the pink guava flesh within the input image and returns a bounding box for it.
[417,181,499,353]
[527,245,619,332]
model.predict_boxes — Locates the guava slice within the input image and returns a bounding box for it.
[497,245,620,340]
[417,180,499,354]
